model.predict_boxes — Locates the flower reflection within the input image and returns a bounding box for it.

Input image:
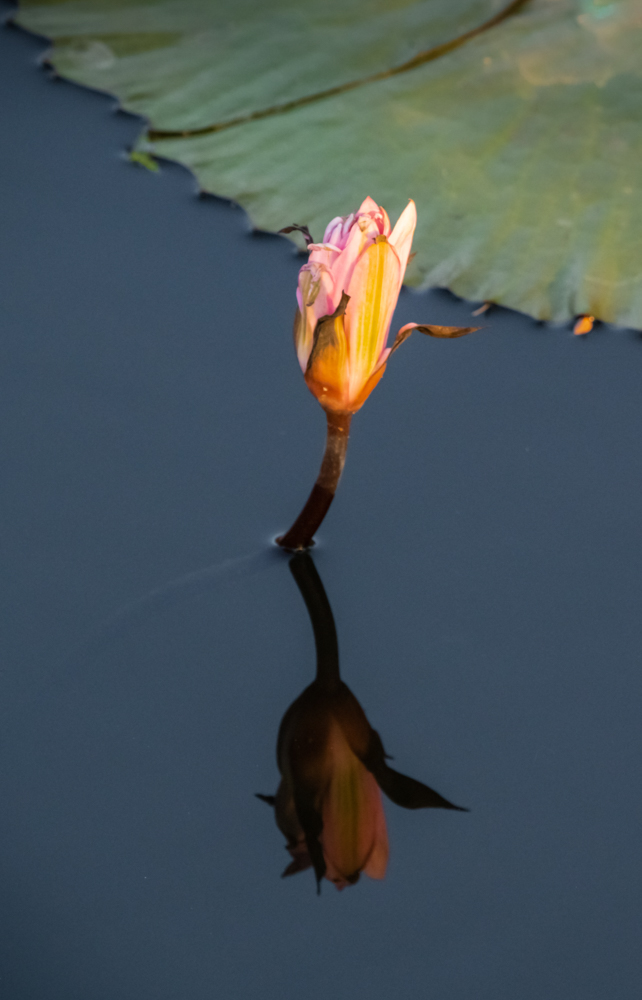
[258,554,467,892]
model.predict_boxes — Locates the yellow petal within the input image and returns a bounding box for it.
[344,237,401,403]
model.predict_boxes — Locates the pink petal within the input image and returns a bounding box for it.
[357,196,381,214]
[324,213,356,250]
[375,345,391,369]
[355,197,390,238]
[293,305,313,373]
[294,262,337,370]
[307,247,342,292]
[307,243,342,254]
[322,215,344,244]
[326,221,368,310]
[301,261,336,314]
[388,199,417,285]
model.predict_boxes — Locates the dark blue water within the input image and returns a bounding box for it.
[1,7,641,998]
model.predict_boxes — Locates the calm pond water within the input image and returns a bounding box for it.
[1,8,641,999]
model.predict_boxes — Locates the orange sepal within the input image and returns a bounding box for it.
[346,362,387,413]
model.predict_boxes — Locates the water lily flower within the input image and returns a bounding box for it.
[277,198,478,550]
[294,196,416,415]
[258,554,467,892]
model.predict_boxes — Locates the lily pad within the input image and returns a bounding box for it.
[16,0,642,326]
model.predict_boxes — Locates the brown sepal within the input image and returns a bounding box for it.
[279,224,313,246]
[305,292,350,374]
[389,326,414,356]
[415,324,480,338]
[390,322,479,357]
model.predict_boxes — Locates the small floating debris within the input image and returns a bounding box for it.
[129,150,159,173]
[573,315,594,335]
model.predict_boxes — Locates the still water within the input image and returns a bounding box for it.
[1,8,641,998]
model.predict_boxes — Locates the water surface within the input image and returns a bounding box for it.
[1,9,641,999]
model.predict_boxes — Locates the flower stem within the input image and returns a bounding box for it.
[277,410,352,550]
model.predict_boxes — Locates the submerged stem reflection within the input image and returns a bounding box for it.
[258,553,467,892]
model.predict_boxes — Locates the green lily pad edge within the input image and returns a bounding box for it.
[14,0,642,330]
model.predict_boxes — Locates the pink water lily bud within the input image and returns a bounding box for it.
[278,202,479,550]
[293,196,417,414]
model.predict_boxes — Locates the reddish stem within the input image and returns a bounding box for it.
[277,410,352,550]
